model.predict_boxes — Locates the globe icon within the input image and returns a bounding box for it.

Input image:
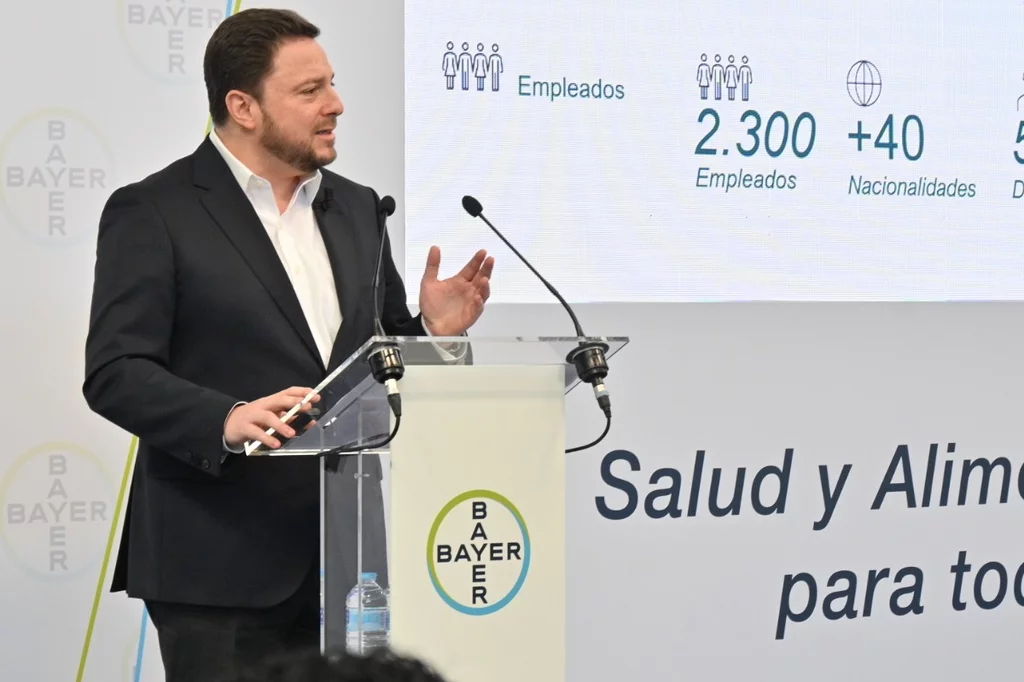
[847,60,881,106]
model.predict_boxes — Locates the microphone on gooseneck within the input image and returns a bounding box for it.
[460,195,612,453]
[372,195,397,336]
[367,194,403,422]
[312,192,403,460]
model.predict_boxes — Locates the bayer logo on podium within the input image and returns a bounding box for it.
[847,60,882,107]
[427,489,530,616]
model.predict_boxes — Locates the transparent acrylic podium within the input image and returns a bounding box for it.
[252,334,627,682]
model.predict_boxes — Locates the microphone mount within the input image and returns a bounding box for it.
[367,194,404,424]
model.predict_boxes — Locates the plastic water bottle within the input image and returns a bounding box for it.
[319,568,325,626]
[345,572,389,654]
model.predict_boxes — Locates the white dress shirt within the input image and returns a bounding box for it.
[210,130,340,366]
[209,130,465,454]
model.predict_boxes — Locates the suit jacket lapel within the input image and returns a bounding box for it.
[314,185,370,372]
[192,138,325,372]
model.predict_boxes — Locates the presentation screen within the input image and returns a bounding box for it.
[403,0,1023,303]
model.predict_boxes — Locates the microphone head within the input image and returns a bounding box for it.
[462,195,483,218]
[379,195,396,217]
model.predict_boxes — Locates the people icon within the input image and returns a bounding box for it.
[739,56,753,101]
[725,55,738,100]
[473,43,487,90]
[697,54,711,99]
[442,42,457,90]
[698,54,752,102]
[711,54,725,100]
[488,44,503,91]
[443,42,503,93]
[457,42,472,90]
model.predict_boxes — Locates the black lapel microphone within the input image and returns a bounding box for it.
[461,195,612,450]
[317,187,334,212]
[366,194,403,421]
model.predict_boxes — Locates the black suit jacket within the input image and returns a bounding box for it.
[83,136,425,608]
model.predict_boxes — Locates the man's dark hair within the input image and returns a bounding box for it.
[203,8,321,126]
[229,647,449,682]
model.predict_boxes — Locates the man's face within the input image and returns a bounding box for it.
[256,37,343,174]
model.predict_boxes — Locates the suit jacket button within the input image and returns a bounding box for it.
[200,458,210,470]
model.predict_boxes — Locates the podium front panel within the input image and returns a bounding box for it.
[311,336,628,678]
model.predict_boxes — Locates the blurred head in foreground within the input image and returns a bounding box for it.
[229,647,449,682]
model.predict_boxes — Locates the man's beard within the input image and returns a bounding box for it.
[259,114,331,174]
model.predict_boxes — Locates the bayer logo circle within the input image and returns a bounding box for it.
[117,0,228,83]
[847,60,882,107]
[0,442,114,581]
[426,490,530,616]
[0,108,115,248]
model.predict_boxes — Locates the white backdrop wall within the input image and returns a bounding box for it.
[0,1,402,680]
[4,2,1024,682]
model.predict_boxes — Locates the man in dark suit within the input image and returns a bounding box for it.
[82,8,493,681]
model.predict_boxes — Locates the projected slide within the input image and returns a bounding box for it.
[404,0,1024,303]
